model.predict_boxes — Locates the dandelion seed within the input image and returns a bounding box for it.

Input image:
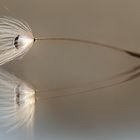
[0,68,35,132]
[0,16,139,65]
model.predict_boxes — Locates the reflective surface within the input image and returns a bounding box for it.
[0,0,140,139]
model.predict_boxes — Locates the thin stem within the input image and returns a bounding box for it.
[34,37,140,59]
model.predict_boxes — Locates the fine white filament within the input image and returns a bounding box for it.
[0,16,34,65]
[0,68,35,132]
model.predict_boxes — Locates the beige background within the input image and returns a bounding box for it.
[0,0,140,139]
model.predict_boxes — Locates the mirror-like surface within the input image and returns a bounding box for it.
[0,0,140,140]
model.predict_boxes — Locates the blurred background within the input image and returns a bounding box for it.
[0,0,140,139]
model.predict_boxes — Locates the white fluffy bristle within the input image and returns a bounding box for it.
[0,16,34,65]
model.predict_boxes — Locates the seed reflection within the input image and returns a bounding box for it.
[0,68,35,132]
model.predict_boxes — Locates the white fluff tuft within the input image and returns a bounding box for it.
[0,16,34,65]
